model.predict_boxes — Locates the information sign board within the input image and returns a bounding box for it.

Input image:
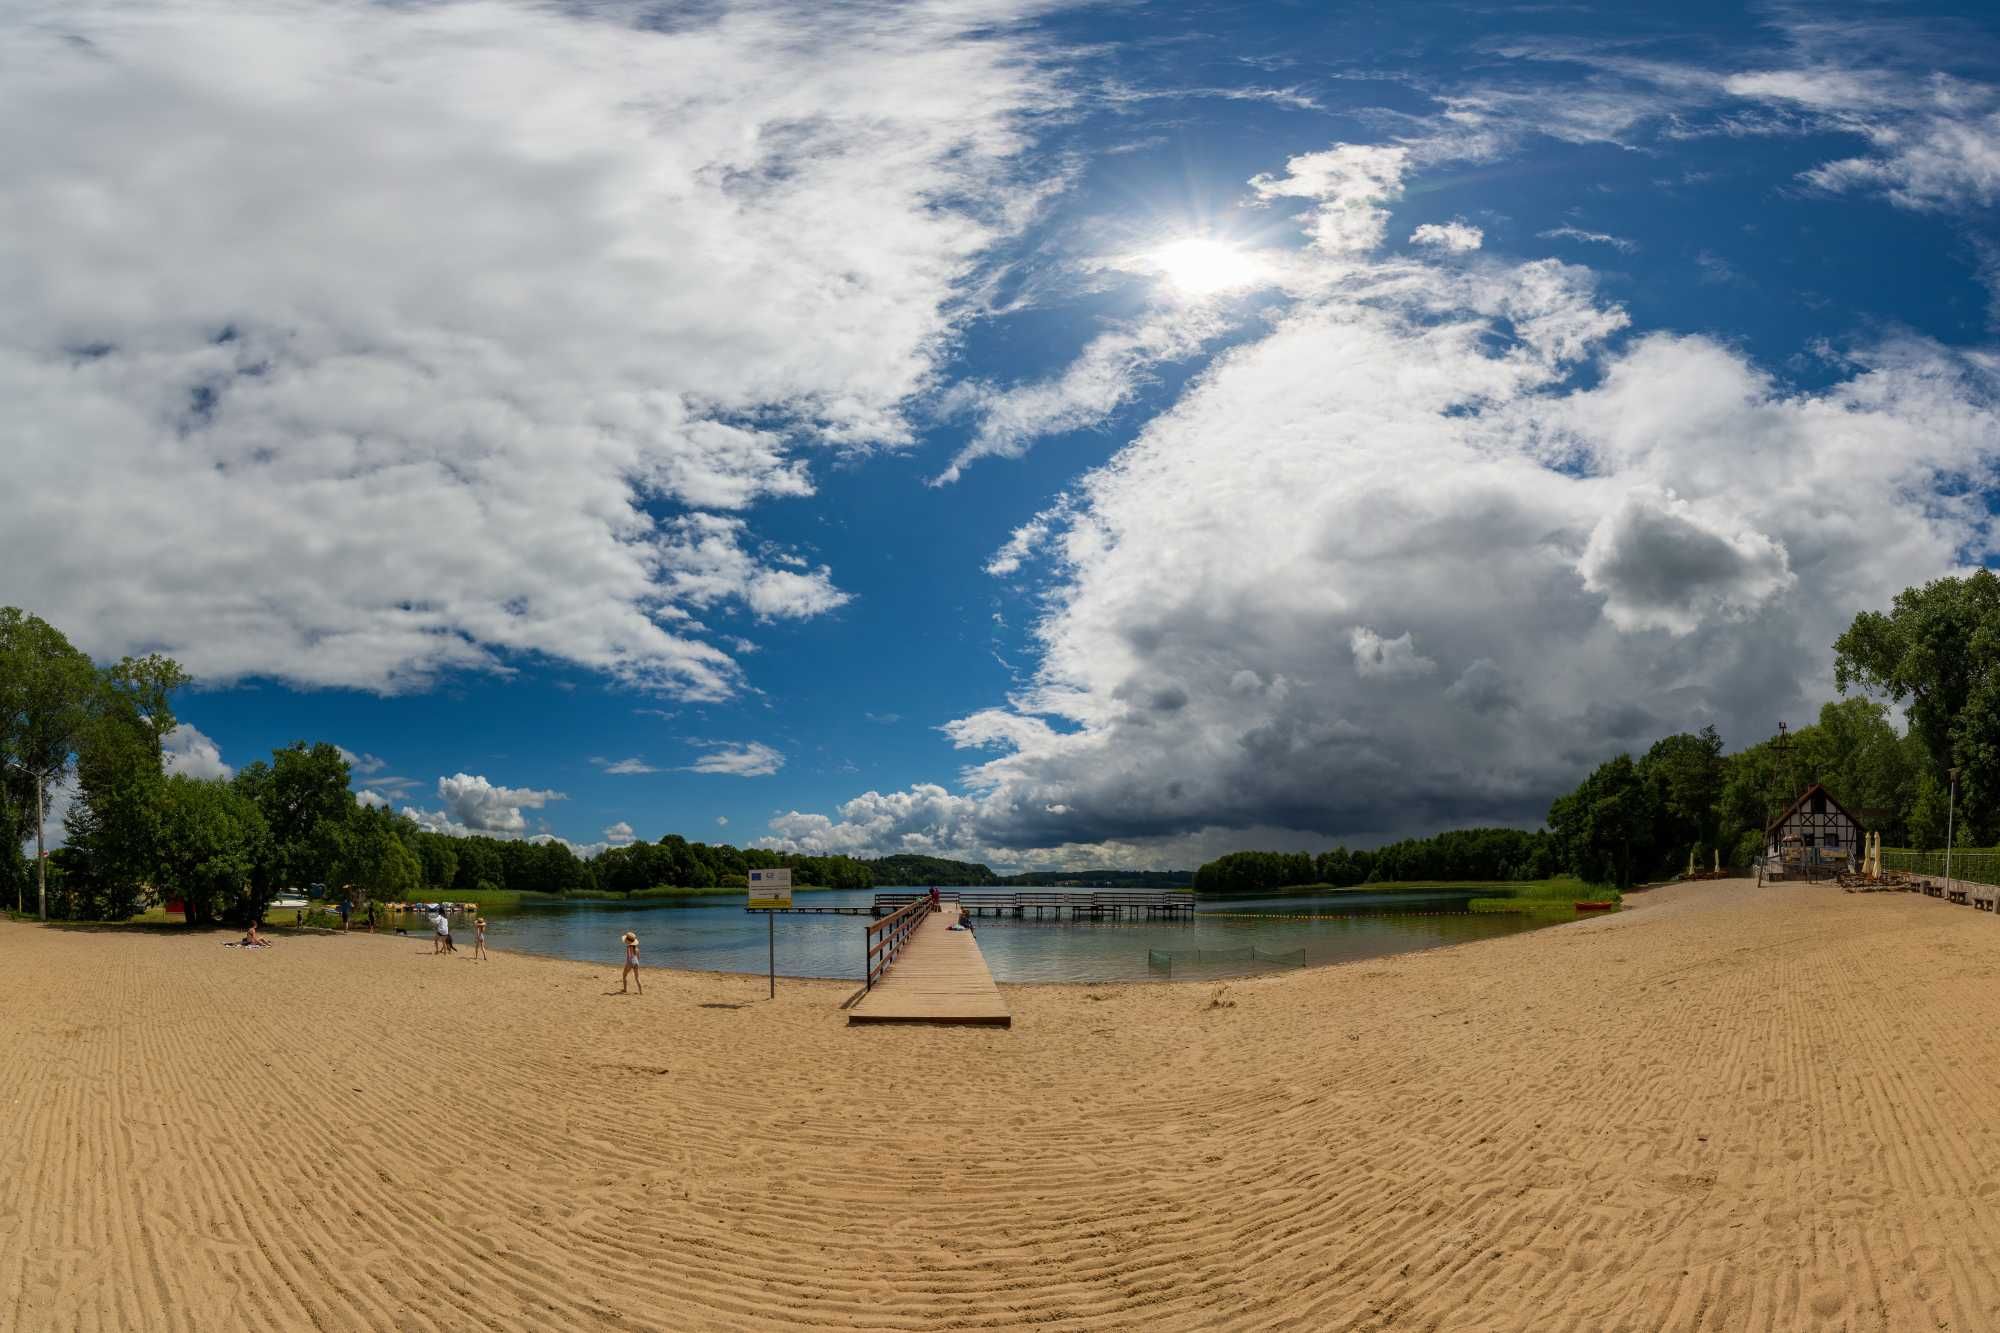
[747,867,793,910]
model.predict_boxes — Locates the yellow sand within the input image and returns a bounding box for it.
[4,877,2000,1331]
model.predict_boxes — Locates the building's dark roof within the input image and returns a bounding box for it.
[1765,782,1865,835]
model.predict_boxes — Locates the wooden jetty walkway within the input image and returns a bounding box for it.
[848,902,1011,1028]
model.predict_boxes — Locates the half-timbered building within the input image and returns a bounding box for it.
[1764,783,1863,878]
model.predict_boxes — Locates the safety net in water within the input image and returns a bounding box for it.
[1145,945,1306,978]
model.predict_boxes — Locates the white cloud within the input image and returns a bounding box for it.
[531,832,609,860]
[1410,221,1484,252]
[985,504,1069,577]
[161,724,233,780]
[336,747,387,777]
[716,815,730,828]
[1721,68,1905,112]
[1803,108,2000,211]
[404,772,564,837]
[0,0,1067,697]
[1539,225,1637,253]
[1251,143,1410,256]
[762,784,986,858]
[932,307,1232,483]
[655,515,851,622]
[354,789,389,810]
[603,820,636,845]
[767,135,2000,867]
[592,757,659,776]
[1577,489,1793,634]
[686,742,785,778]
[1350,628,1438,679]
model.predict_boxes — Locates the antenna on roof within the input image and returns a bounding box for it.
[1770,721,1798,821]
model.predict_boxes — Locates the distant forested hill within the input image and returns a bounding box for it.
[863,854,999,886]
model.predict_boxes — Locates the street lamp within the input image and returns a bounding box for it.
[1945,766,1960,897]
[2,756,50,921]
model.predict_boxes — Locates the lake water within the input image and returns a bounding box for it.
[471,888,1569,983]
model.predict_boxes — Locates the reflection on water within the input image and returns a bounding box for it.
[478,888,1567,983]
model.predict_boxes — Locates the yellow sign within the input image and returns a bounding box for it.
[747,867,793,909]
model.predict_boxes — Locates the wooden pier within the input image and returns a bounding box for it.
[848,904,1011,1028]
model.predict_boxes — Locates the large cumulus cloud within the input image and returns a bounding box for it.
[0,0,1068,696]
[405,772,564,837]
[764,137,2000,867]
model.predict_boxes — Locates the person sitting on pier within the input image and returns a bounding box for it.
[949,912,974,933]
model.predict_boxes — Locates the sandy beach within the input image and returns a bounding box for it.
[5,877,2000,1331]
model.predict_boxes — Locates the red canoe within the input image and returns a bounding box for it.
[1573,900,1617,912]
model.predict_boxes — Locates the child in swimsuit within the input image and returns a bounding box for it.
[620,931,642,994]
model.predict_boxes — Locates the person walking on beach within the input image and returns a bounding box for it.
[337,897,350,932]
[620,931,642,994]
[472,916,488,961]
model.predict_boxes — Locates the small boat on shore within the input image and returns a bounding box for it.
[1574,900,1617,912]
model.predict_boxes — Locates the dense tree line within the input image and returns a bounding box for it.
[587,837,873,892]
[1194,828,1552,895]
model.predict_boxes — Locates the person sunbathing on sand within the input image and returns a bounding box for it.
[620,931,642,994]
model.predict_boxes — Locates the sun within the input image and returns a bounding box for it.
[1147,237,1263,297]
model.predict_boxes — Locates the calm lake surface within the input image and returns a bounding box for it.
[474,888,1569,983]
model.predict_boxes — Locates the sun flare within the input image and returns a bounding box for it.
[1147,237,1263,297]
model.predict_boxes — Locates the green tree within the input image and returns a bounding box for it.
[449,836,503,894]
[413,831,459,891]
[1836,571,2000,842]
[1640,726,1725,861]
[0,608,102,917]
[153,775,272,927]
[1548,754,1656,888]
[62,652,195,915]
[233,742,354,893]
[335,806,421,921]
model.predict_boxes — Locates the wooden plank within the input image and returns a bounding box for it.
[849,906,1012,1027]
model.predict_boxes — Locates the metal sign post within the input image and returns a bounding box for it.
[747,869,793,999]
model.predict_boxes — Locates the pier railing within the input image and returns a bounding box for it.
[871,890,1195,920]
[865,896,933,991]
